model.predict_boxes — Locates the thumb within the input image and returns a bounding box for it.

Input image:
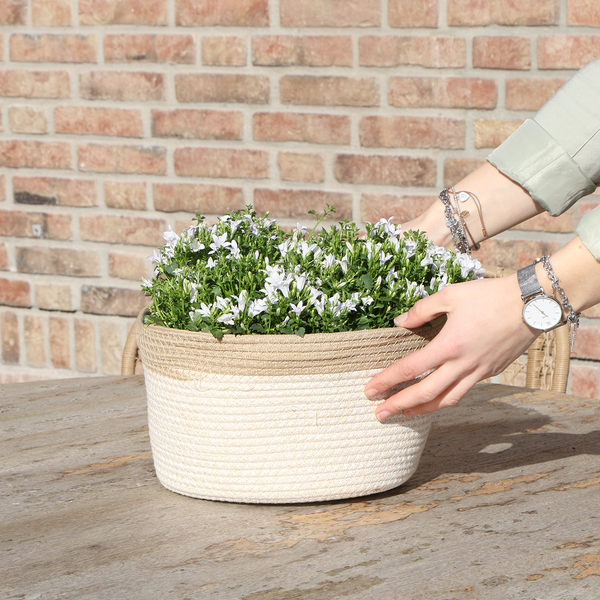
[394,291,449,329]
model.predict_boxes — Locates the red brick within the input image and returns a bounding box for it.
[108,251,152,280]
[24,315,45,367]
[512,209,574,233]
[361,194,437,224]
[0,70,70,98]
[104,34,195,64]
[280,76,379,107]
[105,181,146,210]
[389,0,437,27]
[8,106,47,134]
[10,34,97,63]
[567,0,600,26]
[153,182,245,214]
[389,77,496,109]
[359,36,465,68]
[80,71,165,101]
[81,285,150,317]
[505,78,566,111]
[202,36,247,66]
[473,37,531,70]
[254,189,353,221]
[253,36,352,67]
[0,140,71,169]
[447,0,557,26]
[443,158,487,187]
[75,319,96,373]
[14,177,97,208]
[35,283,72,311]
[174,148,269,180]
[569,364,599,398]
[474,118,523,149]
[0,0,26,25]
[176,0,269,27]
[572,325,600,361]
[32,0,71,26]
[176,73,269,104]
[0,243,7,270]
[1,311,19,364]
[278,152,325,183]
[472,239,560,271]
[360,116,465,149]
[0,175,5,202]
[77,144,166,175]
[280,0,380,27]
[80,214,166,246]
[335,155,436,187]
[253,112,351,145]
[99,321,122,375]
[49,317,69,369]
[538,36,600,70]
[16,247,100,276]
[80,0,168,25]
[0,278,31,307]
[152,109,243,140]
[55,106,143,138]
[0,209,72,240]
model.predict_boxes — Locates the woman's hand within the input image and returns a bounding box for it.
[365,275,539,420]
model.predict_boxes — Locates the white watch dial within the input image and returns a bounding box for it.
[523,296,563,330]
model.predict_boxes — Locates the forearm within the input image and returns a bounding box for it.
[406,161,545,248]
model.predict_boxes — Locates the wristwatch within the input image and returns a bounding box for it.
[517,262,565,331]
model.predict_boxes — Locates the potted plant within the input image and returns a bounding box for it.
[137,206,483,503]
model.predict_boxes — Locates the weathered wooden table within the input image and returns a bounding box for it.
[1,376,599,599]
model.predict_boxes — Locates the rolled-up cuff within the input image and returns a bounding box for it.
[487,119,596,216]
[576,205,600,260]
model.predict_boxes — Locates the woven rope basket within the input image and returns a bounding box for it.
[136,311,444,504]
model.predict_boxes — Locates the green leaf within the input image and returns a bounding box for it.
[295,327,306,338]
[164,262,179,275]
[361,273,373,289]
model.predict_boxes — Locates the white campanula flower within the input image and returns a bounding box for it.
[361,295,374,306]
[322,254,336,269]
[290,301,306,316]
[206,257,217,269]
[198,302,212,318]
[379,251,393,266]
[163,225,179,247]
[217,313,235,325]
[456,253,485,279]
[339,255,349,274]
[210,232,230,254]
[228,239,241,260]
[278,240,291,257]
[403,239,417,259]
[190,239,205,252]
[141,277,151,287]
[376,217,399,237]
[294,272,308,291]
[248,298,268,317]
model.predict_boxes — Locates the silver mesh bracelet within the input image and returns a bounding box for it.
[439,188,470,255]
[538,255,580,352]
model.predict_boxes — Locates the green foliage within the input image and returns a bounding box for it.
[142,206,484,337]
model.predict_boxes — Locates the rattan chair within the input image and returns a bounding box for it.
[483,265,570,393]
[122,270,571,393]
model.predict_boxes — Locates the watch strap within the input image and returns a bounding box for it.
[517,263,542,300]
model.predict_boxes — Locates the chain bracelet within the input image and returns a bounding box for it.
[439,188,470,255]
[537,255,580,352]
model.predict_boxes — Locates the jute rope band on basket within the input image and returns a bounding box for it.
[136,310,444,504]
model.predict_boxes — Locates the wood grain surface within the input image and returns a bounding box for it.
[1,376,599,599]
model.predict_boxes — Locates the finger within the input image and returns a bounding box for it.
[374,366,480,421]
[364,336,449,398]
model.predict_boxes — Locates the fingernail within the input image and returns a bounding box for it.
[377,410,391,422]
[394,313,408,326]
[365,388,379,398]
[403,410,417,418]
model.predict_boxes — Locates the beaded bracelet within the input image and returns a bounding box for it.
[439,188,470,255]
[538,255,580,352]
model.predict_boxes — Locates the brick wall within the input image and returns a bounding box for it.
[1,0,600,398]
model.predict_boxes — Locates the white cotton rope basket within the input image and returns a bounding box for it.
[136,311,444,504]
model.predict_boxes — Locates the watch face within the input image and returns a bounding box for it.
[523,296,563,330]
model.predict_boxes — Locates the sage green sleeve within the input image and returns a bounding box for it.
[487,57,600,258]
